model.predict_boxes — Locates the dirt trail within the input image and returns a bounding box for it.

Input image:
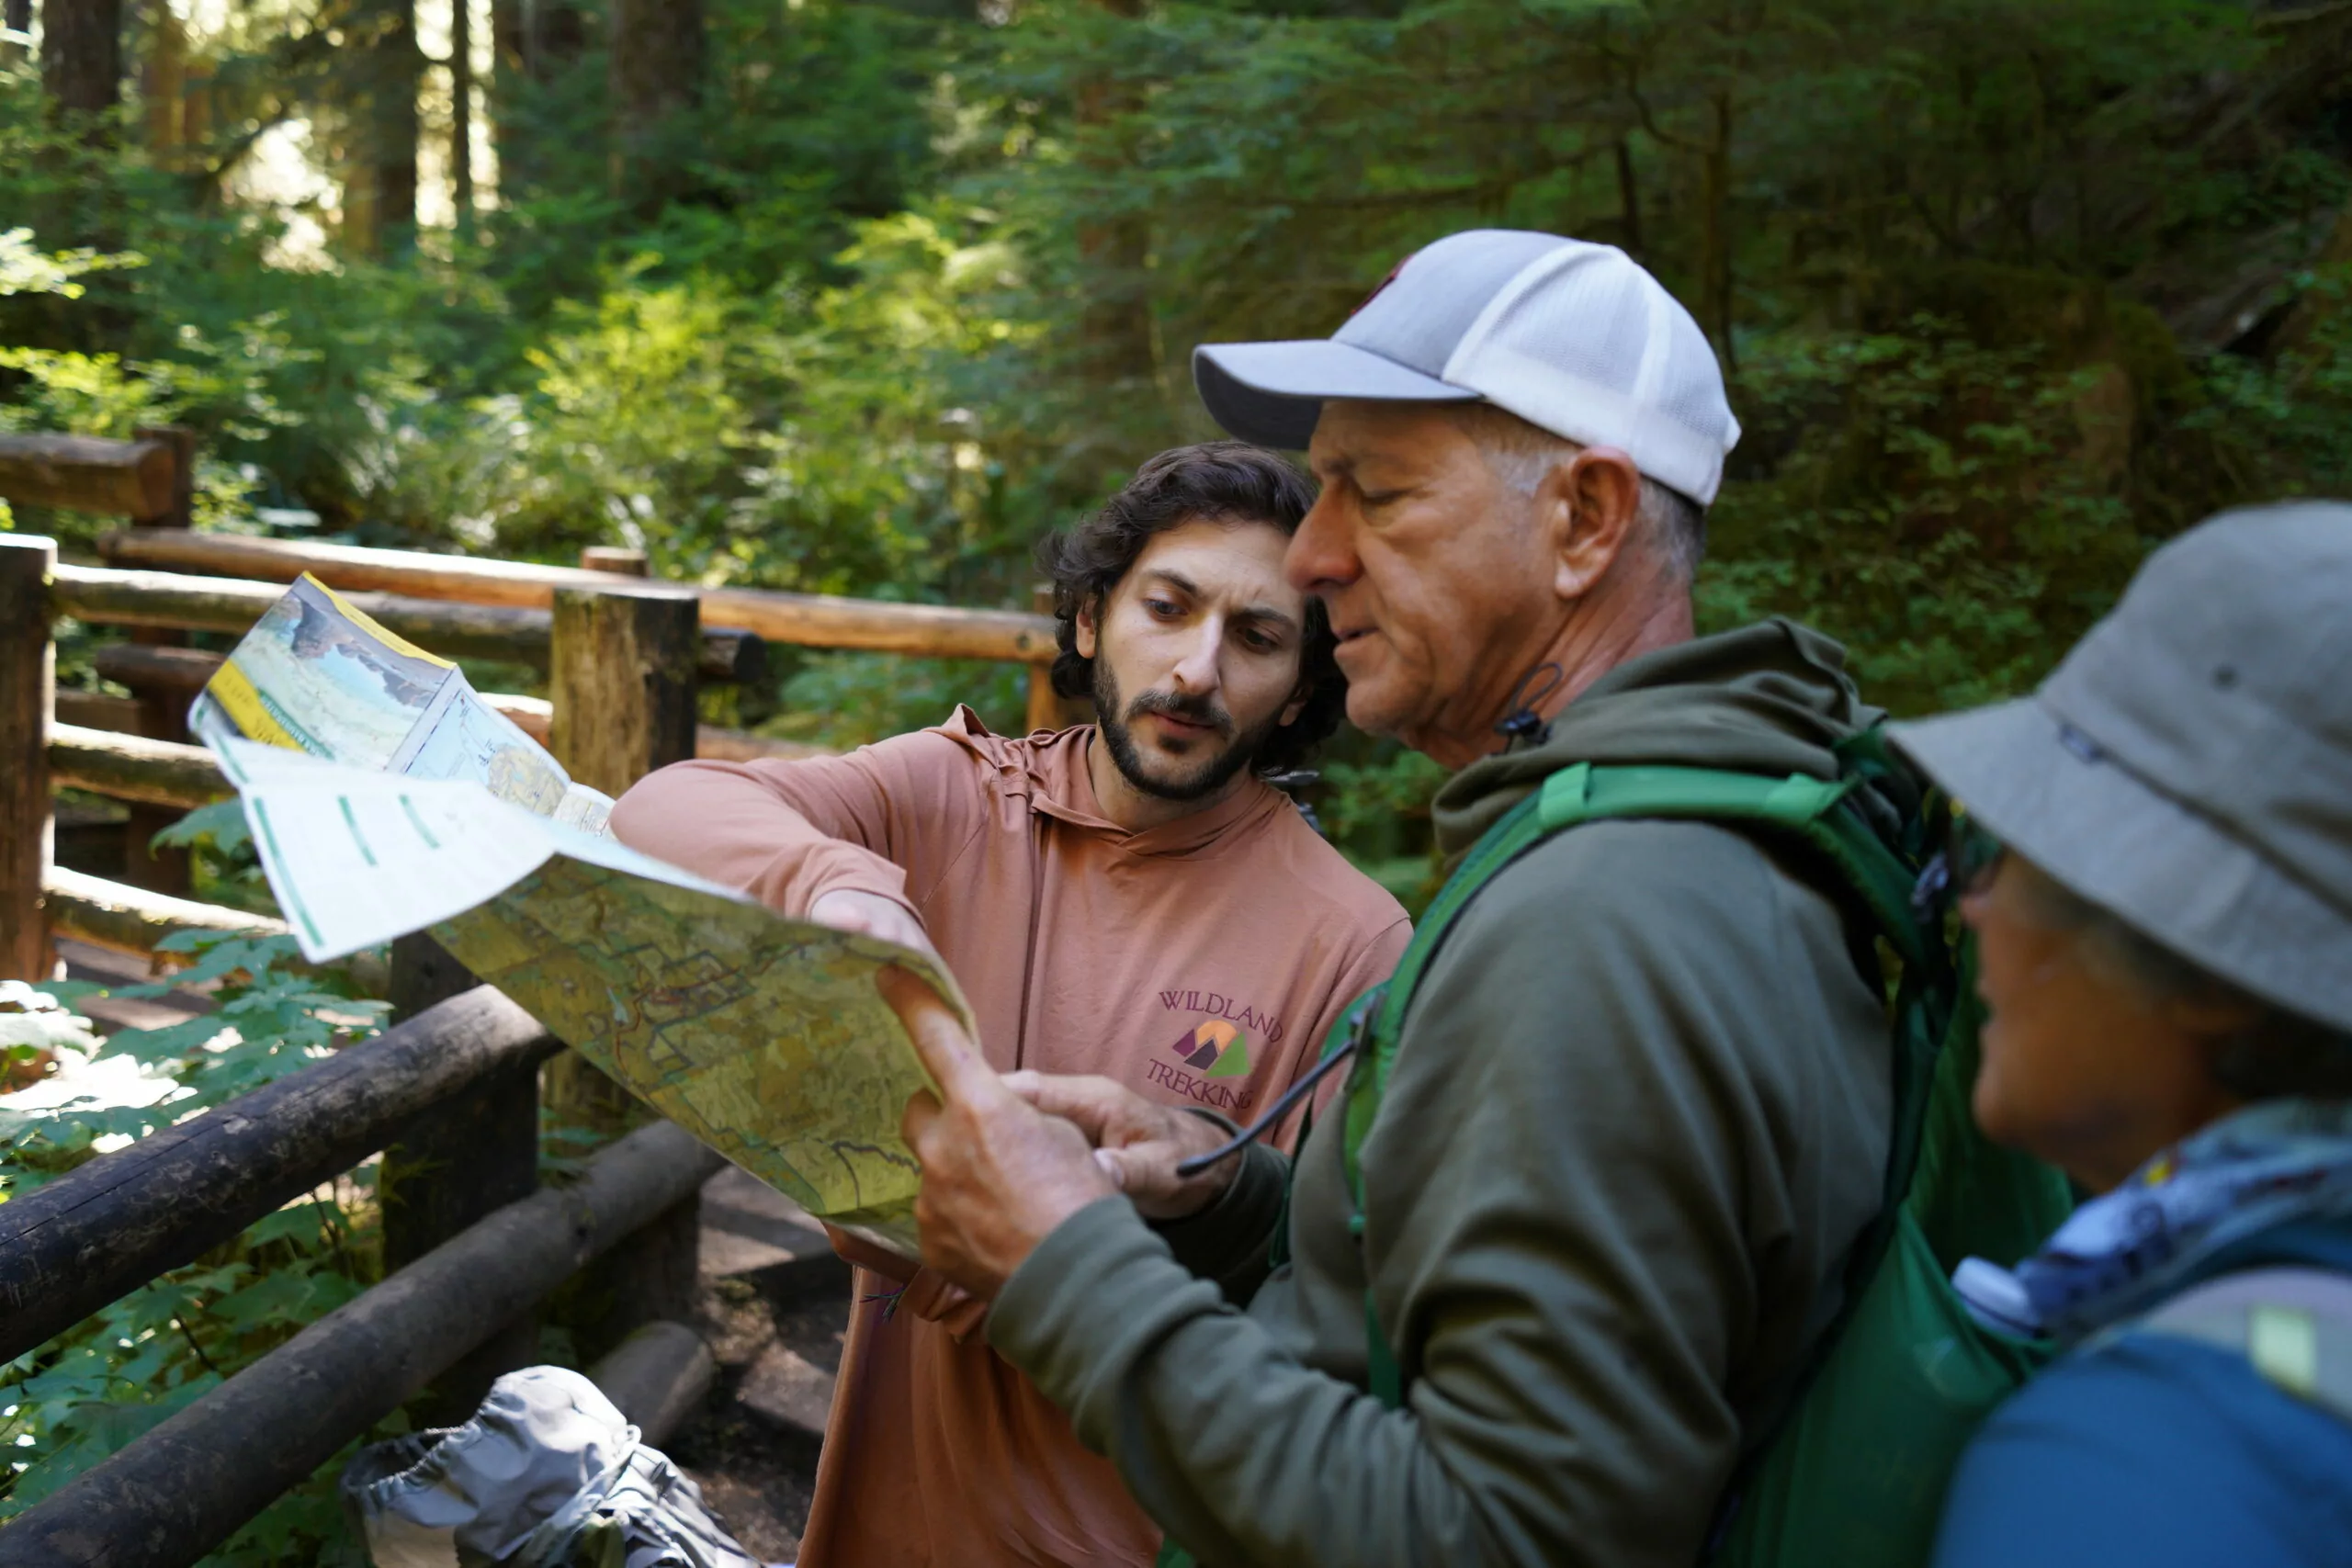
[672,1164,854,1561]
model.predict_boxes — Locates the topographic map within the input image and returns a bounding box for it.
[435,857,963,1255]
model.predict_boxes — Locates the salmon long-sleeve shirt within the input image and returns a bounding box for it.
[608,708,1410,1568]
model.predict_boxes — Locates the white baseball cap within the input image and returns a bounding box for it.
[1193,230,1741,505]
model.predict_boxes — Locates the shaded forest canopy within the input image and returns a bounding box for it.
[6,0,2352,871]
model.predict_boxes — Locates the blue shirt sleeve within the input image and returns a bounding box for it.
[1934,1330,2352,1568]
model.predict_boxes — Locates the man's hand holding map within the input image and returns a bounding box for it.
[197,576,969,1258]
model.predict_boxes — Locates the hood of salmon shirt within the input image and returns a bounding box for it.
[933,705,1299,859]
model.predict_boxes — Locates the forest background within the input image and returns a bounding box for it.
[4,1,2352,1559]
[6,0,2351,886]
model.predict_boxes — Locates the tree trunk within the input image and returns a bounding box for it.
[369,0,420,254]
[4,0,33,65]
[451,0,473,237]
[1700,87,1736,373]
[529,0,585,78]
[139,0,184,164]
[490,0,579,206]
[490,0,524,80]
[40,0,124,127]
[605,0,703,209]
[1074,0,1153,396]
[1614,137,1645,261]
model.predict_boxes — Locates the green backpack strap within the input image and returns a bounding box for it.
[1340,757,1949,1412]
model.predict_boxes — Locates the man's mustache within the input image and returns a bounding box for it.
[1125,688,1234,739]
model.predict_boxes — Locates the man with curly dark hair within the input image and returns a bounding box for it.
[1041,440,1349,806]
[609,441,1409,1568]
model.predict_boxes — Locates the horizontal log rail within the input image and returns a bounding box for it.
[53,670,831,773]
[0,434,180,522]
[103,526,1058,663]
[0,985,557,1365]
[43,865,390,997]
[91,641,237,700]
[49,563,764,681]
[51,724,231,810]
[0,1120,721,1568]
[45,864,288,953]
[482,691,831,763]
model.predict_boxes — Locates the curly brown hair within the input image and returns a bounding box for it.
[1036,442,1343,778]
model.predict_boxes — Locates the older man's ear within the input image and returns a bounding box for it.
[1543,445,1646,603]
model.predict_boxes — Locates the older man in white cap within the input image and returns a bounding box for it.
[887,231,1908,1567]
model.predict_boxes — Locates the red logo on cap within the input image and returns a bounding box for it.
[1349,253,1414,319]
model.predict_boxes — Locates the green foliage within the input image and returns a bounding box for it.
[6,0,2352,871]
[0,229,144,300]
[764,650,1028,751]
[153,800,282,916]
[1700,312,2149,714]
[0,942,388,1562]
[0,933,384,1189]
[1315,745,1451,913]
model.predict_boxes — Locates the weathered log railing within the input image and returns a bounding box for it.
[0,425,1073,1565]
[51,560,773,681]
[0,987,561,1363]
[101,524,1059,662]
[0,432,187,524]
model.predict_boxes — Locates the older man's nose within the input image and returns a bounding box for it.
[1285,494,1356,594]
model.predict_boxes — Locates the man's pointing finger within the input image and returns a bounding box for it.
[877,964,999,1103]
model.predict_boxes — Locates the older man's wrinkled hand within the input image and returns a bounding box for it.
[882,965,1117,1300]
[1001,1071,1243,1221]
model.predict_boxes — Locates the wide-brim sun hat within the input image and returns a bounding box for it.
[1893,501,2352,1034]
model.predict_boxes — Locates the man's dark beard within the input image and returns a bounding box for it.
[1093,662,1286,803]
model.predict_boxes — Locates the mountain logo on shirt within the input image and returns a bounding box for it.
[1168,1019,1252,1080]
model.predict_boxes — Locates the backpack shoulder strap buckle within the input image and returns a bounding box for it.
[2131,1266,2352,1424]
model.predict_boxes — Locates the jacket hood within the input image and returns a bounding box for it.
[1432,619,1891,864]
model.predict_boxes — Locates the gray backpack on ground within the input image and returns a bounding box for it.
[342,1365,759,1568]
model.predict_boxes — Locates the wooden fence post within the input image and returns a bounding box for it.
[547,581,703,1360]
[1,536,54,983]
[579,545,649,576]
[545,581,697,1134]
[1025,581,1091,733]
[132,424,196,531]
[379,934,541,1425]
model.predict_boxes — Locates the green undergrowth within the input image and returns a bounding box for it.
[0,936,605,1564]
[0,936,387,1562]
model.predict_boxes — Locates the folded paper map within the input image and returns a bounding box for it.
[198,583,969,1257]
[190,573,613,833]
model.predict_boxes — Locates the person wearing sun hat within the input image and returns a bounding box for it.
[1889,501,2352,1568]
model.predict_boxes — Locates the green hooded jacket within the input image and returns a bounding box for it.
[987,620,1899,1568]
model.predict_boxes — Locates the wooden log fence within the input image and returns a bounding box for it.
[0,434,184,523]
[101,525,1060,662]
[0,1122,721,1568]
[49,722,232,809]
[0,536,50,983]
[51,561,769,681]
[0,424,1090,1561]
[0,986,558,1363]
